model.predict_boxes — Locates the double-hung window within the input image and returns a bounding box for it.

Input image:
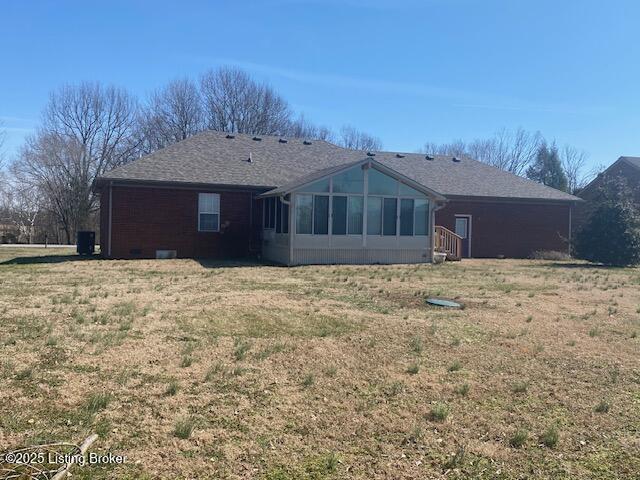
[198,193,220,232]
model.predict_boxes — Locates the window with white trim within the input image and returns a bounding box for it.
[198,193,220,232]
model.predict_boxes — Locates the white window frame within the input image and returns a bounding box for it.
[331,193,364,236]
[312,194,330,235]
[274,197,289,234]
[295,194,314,235]
[263,197,277,230]
[413,198,430,236]
[198,193,220,232]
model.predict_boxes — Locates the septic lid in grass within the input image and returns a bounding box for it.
[426,298,462,308]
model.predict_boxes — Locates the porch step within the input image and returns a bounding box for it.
[434,225,464,261]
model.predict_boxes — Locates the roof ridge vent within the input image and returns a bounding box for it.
[425,155,434,161]
[278,138,288,143]
[452,156,461,162]
[252,136,262,141]
[303,140,312,145]
[366,152,376,157]
[396,153,405,158]
[226,134,235,139]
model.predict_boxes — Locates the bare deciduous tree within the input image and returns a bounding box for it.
[0,121,6,172]
[422,128,542,176]
[286,114,334,141]
[138,78,204,153]
[422,139,468,157]
[1,180,41,243]
[560,144,590,193]
[338,125,383,151]
[5,68,387,244]
[14,134,89,243]
[200,67,292,135]
[0,123,7,204]
[12,82,139,243]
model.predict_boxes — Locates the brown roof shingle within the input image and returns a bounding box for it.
[99,130,579,202]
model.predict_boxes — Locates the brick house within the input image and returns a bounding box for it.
[573,156,640,235]
[96,131,579,264]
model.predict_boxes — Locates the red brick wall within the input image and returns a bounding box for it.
[99,184,573,260]
[100,185,258,259]
[99,186,110,255]
[435,200,572,258]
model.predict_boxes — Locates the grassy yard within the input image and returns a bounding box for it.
[0,247,639,479]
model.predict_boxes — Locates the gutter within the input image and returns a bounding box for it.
[443,194,583,205]
[96,177,275,193]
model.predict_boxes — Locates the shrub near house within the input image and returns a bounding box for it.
[575,177,640,266]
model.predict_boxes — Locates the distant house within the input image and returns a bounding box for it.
[578,156,640,203]
[574,156,640,233]
[95,131,579,264]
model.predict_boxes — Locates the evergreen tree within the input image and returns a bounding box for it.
[526,143,569,192]
[574,177,640,266]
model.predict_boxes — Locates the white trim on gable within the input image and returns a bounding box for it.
[259,158,448,202]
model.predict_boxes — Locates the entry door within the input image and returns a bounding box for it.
[454,216,471,258]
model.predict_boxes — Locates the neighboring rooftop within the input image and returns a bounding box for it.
[579,155,640,197]
[99,130,579,202]
[621,156,640,170]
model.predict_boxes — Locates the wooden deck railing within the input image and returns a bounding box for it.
[434,226,463,261]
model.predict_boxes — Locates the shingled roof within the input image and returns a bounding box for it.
[621,156,640,170]
[99,130,579,202]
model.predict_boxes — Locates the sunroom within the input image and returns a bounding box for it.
[259,159,447,265]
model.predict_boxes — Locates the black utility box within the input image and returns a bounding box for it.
[77,231,95,255]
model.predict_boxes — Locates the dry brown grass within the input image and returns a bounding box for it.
[0,247,639,479]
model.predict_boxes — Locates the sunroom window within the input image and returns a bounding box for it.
[365,197,380,235]
[347,196,363,234]
[305,178,330,192]
[313,196,329,234]
[368,168,397,195]
[400,199,414,236]
[263,197,276,229]
[296,195,313,234]
[382,198,397,236]
[294,166,430,237]
[414,199,429,235]
[332,196,347,235]
[332,166,364,193]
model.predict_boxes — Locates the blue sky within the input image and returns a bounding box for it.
[1,0,638,171]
